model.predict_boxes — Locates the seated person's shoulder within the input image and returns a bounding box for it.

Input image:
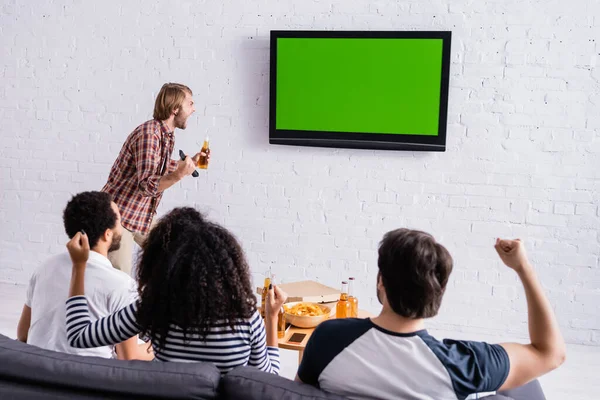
[420,334,511,397]
[107,266,135,282]
[31,253,71,278]
[313,317,372,339]
[298,318,374,385]
[103,271,138,306]
[315,318,373,332]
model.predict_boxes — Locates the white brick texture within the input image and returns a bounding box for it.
[0,0,599,345]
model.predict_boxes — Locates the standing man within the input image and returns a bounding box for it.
[102,83,206,275]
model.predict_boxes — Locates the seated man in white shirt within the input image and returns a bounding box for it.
[17,191,151,360]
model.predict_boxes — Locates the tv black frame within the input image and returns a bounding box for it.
[269,30,452,152]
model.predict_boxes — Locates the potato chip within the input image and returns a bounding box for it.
[284,302,326,317]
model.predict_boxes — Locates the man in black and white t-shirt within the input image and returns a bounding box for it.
[296,229,565,400]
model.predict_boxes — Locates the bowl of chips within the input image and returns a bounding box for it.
[283,302,332,328]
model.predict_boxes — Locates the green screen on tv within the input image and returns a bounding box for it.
[269,31,451,151]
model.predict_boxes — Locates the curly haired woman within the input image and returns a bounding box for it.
[64,207,286,374]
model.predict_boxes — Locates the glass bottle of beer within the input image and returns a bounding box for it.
[198,136,210,169]
[336,281,351,319]
[348,277,358,318]
[271,274,287,339]
[260,270,271,319]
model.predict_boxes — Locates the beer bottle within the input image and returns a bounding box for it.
[260,271,271,319]
[336,281,351,319]
[271,274,286,338]
[348,277,358,318]
[198,136,210,169]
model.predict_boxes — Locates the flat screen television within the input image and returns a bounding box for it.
[269,31,451,152]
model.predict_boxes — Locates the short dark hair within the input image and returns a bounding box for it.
[378,229,453,319]
[63,191,118,249]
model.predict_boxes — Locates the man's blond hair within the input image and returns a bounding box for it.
[153,83,193,121]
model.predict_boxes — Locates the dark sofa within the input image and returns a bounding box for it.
[0,334,544,400]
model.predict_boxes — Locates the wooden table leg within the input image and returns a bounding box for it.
[298,349,304,364]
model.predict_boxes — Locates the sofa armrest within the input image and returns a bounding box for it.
[498,379,546,400]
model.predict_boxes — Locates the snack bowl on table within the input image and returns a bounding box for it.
[283,301,332,328]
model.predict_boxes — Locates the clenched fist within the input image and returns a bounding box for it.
[494,238,531,273]
[66,231,90,269]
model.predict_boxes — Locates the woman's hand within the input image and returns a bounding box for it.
[266,285,288,318]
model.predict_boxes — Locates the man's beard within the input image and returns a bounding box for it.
[108,233,122,252]
[174,113,188,129]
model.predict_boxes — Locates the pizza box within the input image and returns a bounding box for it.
[256,280,340,304]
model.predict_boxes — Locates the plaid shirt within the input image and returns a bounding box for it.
[102,119,178,234]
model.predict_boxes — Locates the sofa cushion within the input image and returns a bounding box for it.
[0,334,220,399]
[222,367,348,400]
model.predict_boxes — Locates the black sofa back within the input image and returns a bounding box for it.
[0,334,220,399]
[1,334,545,400]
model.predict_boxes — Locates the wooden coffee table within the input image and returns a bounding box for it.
[278,308,374,363]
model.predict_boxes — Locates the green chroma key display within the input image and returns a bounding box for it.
[269,31,451,152]
[276,38,442,136]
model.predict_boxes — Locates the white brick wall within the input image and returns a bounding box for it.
[1,0,599,345]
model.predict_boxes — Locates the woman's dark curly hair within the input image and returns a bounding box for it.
[135,207,257,351]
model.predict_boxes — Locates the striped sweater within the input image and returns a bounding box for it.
[65,296,280,374]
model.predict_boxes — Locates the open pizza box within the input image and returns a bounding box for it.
[257,280,340,315]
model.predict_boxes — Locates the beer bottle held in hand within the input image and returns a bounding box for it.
[336,281,351,319]
[260,272,271,319]
[348,277,358,318]
[271,274,286,339]
[198,136,210,169]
